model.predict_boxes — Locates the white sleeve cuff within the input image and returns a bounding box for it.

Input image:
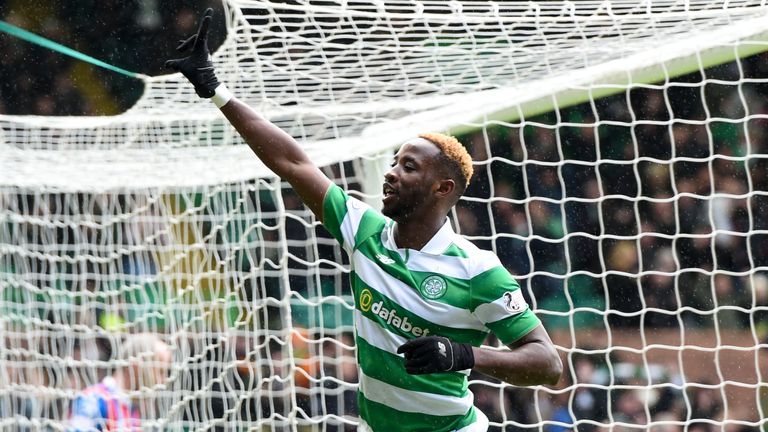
[211,84,233,108]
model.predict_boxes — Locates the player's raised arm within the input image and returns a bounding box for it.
[165,8,332,220]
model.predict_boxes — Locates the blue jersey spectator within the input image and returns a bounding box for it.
[67,334,171,431]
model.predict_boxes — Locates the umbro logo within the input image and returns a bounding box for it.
[376,253,395,265]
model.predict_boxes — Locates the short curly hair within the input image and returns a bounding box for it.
[418,132,474,193]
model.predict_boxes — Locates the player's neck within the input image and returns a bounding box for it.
[393,216,445,251]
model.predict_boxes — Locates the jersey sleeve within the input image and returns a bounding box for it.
[322,184,386,255]
[469,265,541,345]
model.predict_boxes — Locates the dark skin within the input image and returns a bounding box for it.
[382,138,455,249]
[219,97,562,386]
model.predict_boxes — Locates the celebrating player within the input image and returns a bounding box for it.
[167,9,562,431]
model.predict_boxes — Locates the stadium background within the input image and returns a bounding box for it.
[2,0,768,431]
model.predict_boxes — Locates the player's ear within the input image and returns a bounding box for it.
[435,178,456,199]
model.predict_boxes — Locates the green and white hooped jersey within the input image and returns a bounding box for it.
[322,185,541,432]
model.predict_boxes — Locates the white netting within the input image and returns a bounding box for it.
[6,1,768,189]
[2,1,768,431]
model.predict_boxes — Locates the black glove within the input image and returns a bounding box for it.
[165,8,221,98]
[397,336,475,374]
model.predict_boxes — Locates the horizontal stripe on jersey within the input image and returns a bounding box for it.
[358,391,477,432]
[353,253,488,332]
[467,266,539,344]
[359,372,473,416]
[486,313,541,344]
[355,332,468,397]
[385,243,496,280]
[352,272,488,344]
[358,234,481,311]
[354,309,408,355]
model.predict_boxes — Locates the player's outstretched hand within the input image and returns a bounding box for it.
[165,8,221,98]
[397,336,474,374]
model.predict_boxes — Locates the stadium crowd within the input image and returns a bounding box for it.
[2,1,768,430]
[0,0,224,115]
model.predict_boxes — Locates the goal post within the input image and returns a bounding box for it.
[3,1,768,430]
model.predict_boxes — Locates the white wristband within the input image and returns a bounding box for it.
[211,84,233,108]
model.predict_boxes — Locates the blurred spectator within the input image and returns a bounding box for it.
[545,391,574,432]
[650,412,683,432]
[0,335,42,431]
[320,332,358,431]
[67,333,172,431]
[754,274,768,341]
[688,384,723,422]
[0,0,224,116]
[571,352,609,429]
[611,388,648,427]
[605,240,641,327]
[641,247,679,328]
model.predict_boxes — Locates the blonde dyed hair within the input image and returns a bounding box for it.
[418,132,474,191]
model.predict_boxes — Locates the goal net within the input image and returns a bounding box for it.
[2,0,768,430]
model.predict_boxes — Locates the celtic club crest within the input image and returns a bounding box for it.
[420,275,448,300]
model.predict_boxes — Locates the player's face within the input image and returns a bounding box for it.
[134,345,172,390]
[150,347,172,387]
[382,138,442,221]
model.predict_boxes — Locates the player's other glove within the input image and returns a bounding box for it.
[165,8,221,98]
[397,336,474,374]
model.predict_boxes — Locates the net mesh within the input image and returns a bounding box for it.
[2,1,768,430]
